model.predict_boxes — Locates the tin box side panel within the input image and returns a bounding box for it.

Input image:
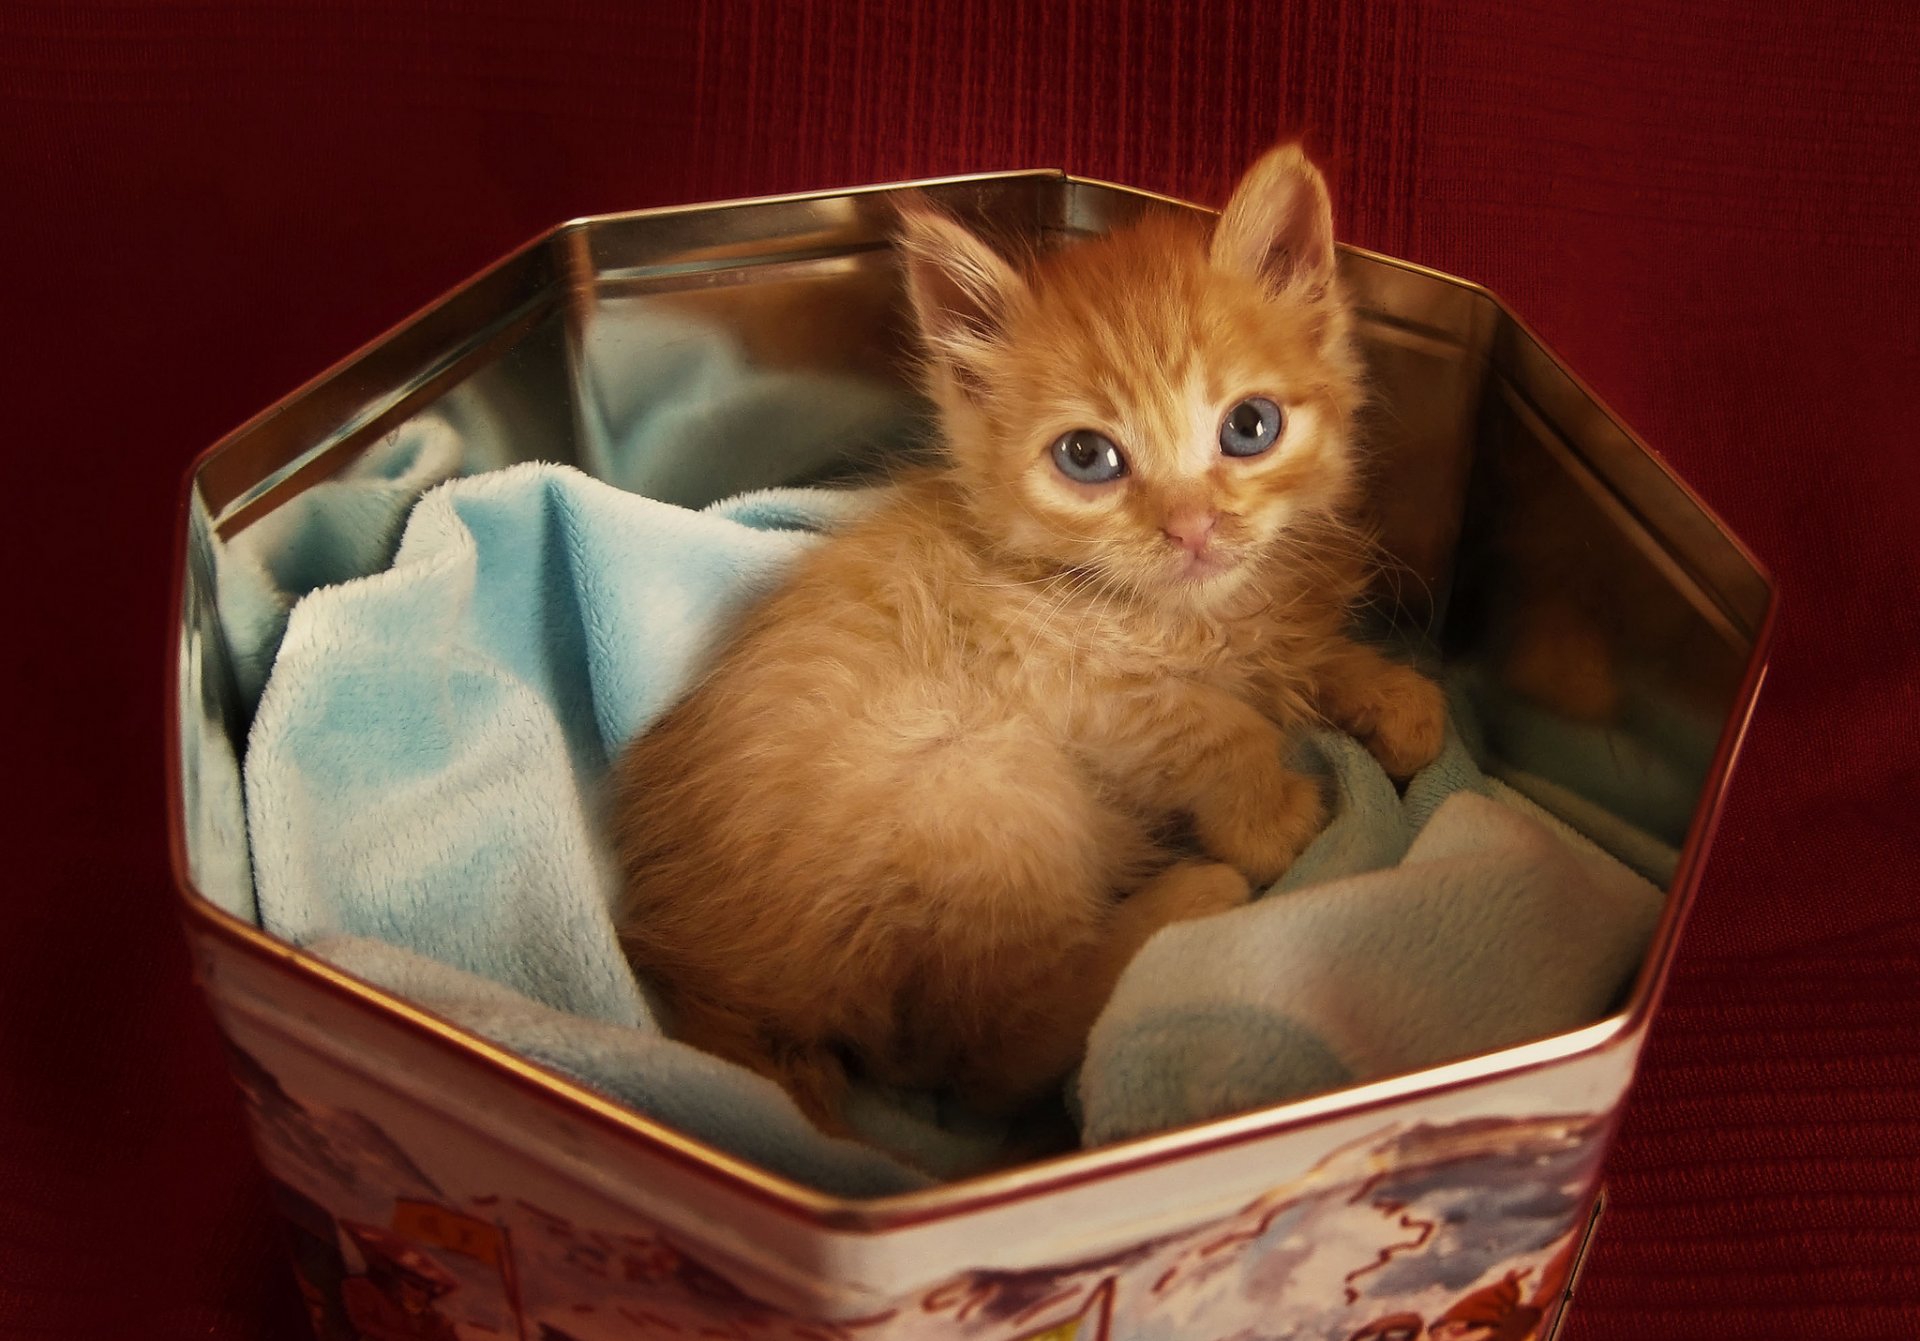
[835,1069,1623,1341]
[199,242,577,534]
[177,486,257,919]
[1446,311,1766,875]
[1340,252,1500,637]
[555,174,1067,509]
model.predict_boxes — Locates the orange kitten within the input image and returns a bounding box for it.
[612,145,1446,1134]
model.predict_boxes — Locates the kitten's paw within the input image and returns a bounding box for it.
[1320,660,1443,783]
[1351,664,1447,781]
[1193,767,1327,885]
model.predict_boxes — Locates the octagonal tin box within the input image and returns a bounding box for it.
[168,170,1772,1341]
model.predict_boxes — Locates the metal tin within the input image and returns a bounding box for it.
[168,171,1772,1340]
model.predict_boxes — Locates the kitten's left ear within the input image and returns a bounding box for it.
[1211,143,1338,295]
[895,201,1028,393]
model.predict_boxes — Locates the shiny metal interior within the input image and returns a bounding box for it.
[176,170,1769,943]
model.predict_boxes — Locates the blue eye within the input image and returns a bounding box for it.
[1219,397,1284,457]
[1050,429,1128,483]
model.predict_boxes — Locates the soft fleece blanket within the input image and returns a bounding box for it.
[243,462,1668,1194]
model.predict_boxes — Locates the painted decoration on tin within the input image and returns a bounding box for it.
[228,1041,1599,1341]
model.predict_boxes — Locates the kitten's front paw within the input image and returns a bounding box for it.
[1352,665,1446,781]
[1192,767,1327,886]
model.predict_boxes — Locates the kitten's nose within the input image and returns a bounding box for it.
[1161,510,1219,554]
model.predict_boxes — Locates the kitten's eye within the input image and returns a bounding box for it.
[1219,397,1284,458]
[1049,429,1128,484]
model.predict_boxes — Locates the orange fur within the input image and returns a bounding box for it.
[611,145,1446,1134]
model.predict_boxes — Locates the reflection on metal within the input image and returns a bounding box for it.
[167,168,1772,1321]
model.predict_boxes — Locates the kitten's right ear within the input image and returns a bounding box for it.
[894,201,1027,394]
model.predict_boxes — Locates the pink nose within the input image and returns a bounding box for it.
[1161,510,1219,554]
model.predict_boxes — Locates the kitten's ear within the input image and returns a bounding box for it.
[1210,143,1337,295]
[895,201,1027,393]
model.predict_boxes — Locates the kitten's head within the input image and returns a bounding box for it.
[898,145,1365,613]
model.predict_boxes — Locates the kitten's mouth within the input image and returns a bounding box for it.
[1174,549,1238,582]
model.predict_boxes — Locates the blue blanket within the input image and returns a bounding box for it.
[244,462,1666,1194]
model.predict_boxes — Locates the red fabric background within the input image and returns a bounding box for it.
[4,1,1916,1336]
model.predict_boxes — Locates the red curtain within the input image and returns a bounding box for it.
[4,2,1916,1335]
